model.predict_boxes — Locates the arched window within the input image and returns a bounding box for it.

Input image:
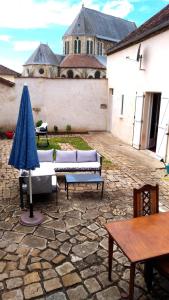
[90,41,93,54]
[97,42,103,55]
[61,74,66,78]
[74,39,81,54]
[78,40,81,53]
[88,75,93,79]
[87,41,89,54]
[65,41,69,55]
[75,74,80,79]
[74,40,77,54]
[87,40,93,54]
[67,70,74,78]
[100,42,103,55]
[95,71,100,79]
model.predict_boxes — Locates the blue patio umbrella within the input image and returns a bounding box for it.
[9,84,43,225]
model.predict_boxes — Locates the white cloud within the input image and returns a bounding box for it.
[0,35,10,41]
[0,0,81,28]
[0,57,23,73]
[0,0,134,29]
[13,41,40,51]
[102,0,133,18]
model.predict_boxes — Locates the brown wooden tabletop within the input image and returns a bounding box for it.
[105,211,169,263]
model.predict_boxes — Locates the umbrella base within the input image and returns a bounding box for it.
[20,211,44,226]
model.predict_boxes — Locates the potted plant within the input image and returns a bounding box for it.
[66,124,71,133]
[5,131,14,139]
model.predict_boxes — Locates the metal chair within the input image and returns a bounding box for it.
[35,122,49,146]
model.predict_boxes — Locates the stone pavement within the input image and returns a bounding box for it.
[0,132,169,300]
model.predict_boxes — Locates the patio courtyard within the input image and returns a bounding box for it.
[0,132,169,300]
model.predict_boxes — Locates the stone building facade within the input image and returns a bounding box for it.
[22,6,136,79]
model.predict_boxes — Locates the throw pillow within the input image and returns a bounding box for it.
[56,150,77,163]
[77,150,97,162]
[37,149,54,162]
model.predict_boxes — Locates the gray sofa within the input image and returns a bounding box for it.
[19,149,102,207]
[54,150,102,175]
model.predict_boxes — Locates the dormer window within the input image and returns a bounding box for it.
[74,39,81,54]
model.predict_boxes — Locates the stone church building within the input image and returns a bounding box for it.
[22,6,136,79]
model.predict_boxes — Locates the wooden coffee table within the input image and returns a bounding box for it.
[65,173,104,199]
[105,211,169,300]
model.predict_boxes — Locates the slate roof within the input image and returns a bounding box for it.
[60,54,106,69]
[107,4,169,55]
[0,65,20,76]
[24,44,63,66]
[64,6,136,42]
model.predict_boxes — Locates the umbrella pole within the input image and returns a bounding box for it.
[29,170,34,218]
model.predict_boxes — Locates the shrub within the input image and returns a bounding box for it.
[66,124,71,132]
[54,125,58,133]
[36,120,43,127]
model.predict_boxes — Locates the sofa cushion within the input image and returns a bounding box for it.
[37,149,54,162]
[54,162,100,172]
[56,150,76,163]
[77,150,97,162]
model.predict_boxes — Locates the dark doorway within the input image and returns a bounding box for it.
[148,93,161,152]
[95,71,100,79]
[67,70,74,78]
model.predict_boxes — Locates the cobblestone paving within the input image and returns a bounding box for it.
[0,132,169,300]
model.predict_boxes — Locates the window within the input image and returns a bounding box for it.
[74,40,77,54]
[74,39,81,54]
[39,68,44,74]
[78,40,81,54]
[100,43,103,55]
[87,40,93,54]
[87,41,89,54]
[65,41,69,55]
[97,42,103,55]
[120,94,124,115]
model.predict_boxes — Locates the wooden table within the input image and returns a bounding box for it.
[105,211,169,300]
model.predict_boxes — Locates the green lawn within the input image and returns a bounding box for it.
[37,136,112,168]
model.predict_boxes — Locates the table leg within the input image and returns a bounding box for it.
[108,234,114,281]
[144,261,153,291]
[97,183,99,190]
[101,181,104,199]
[129,263,135,300]
[67,183,69,199]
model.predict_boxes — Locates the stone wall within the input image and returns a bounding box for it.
[22,64,59,78]
[63,35,114,56]
[0,77,108,132]
[60,68,106,79]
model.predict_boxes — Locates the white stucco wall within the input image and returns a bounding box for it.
[0,78,108,132]
[107,29,169,144]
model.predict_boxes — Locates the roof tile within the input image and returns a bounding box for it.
[60,54,106,69]
[0,65,20,76]
[107,4,169,55]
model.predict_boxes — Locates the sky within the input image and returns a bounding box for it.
[0,0,169,73]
